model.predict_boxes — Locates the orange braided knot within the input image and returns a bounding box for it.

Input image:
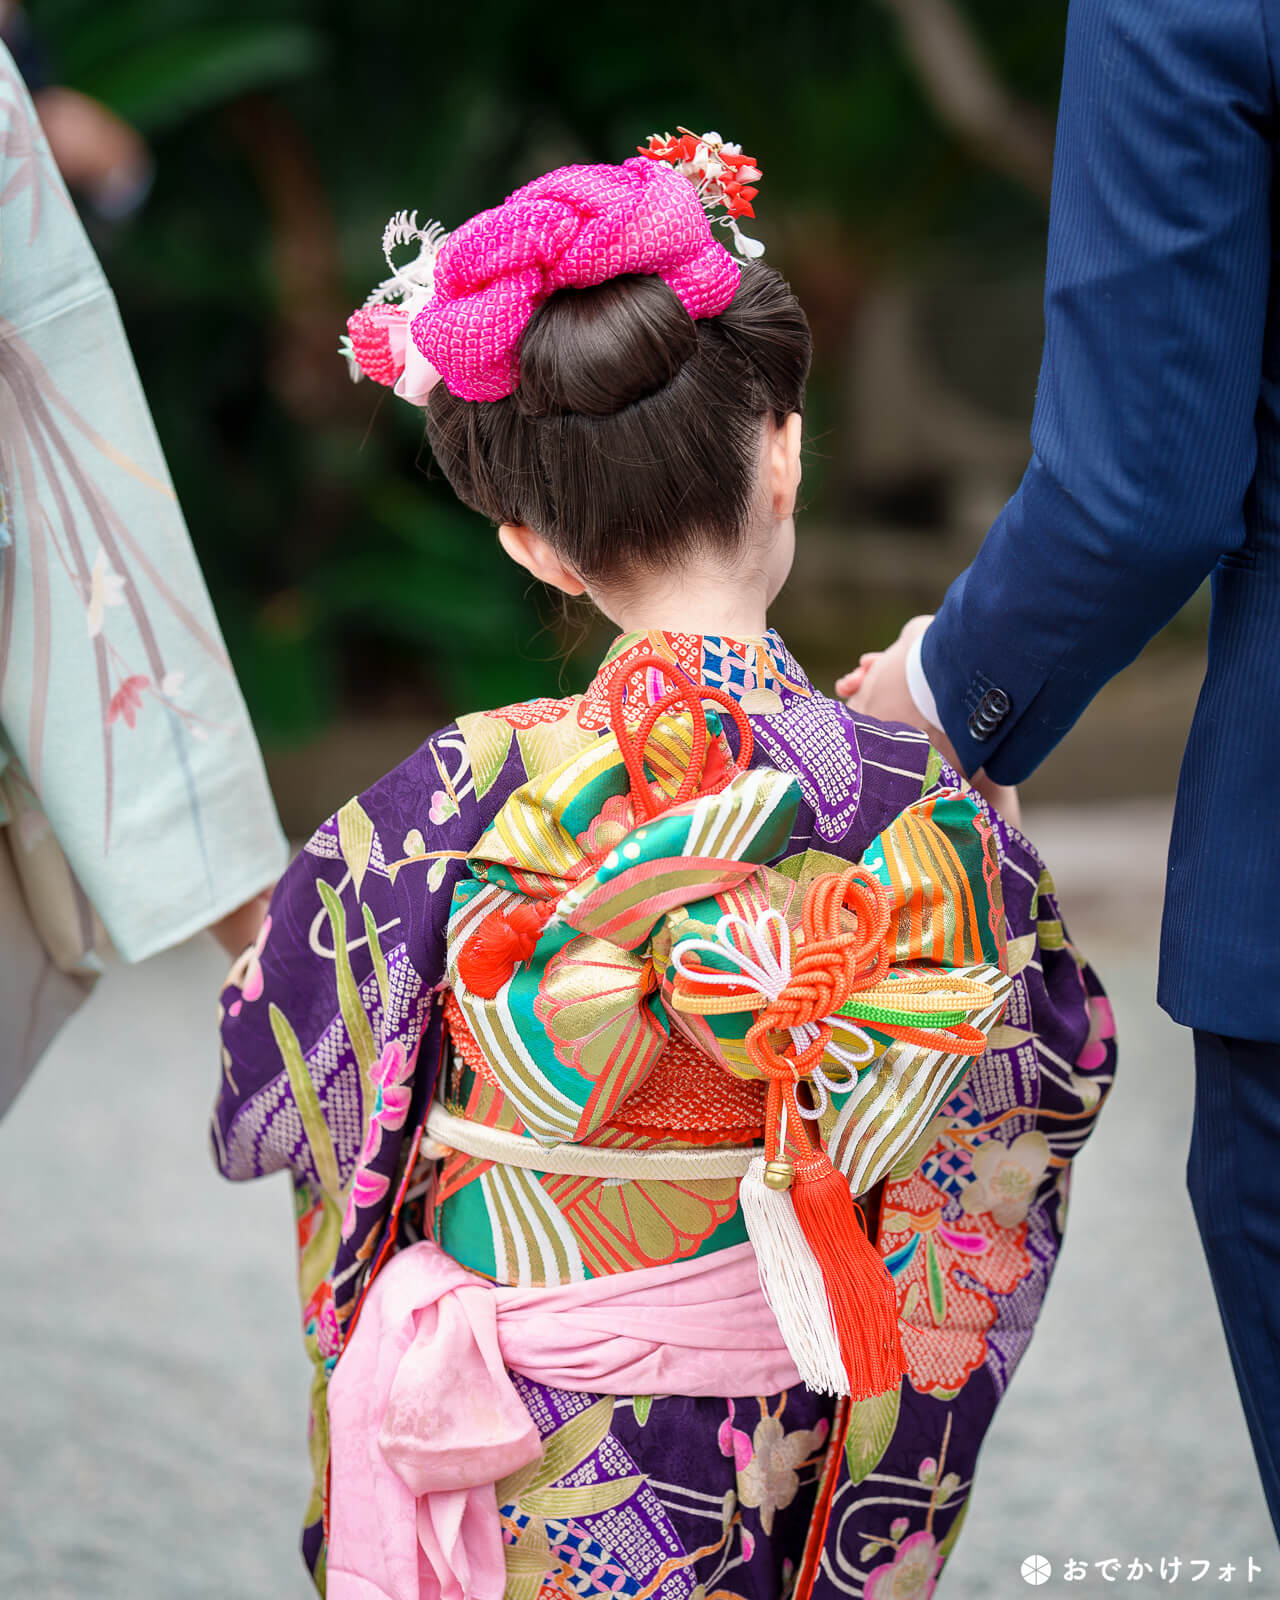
[745,867,891,1085]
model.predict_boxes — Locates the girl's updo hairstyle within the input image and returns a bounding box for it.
[423,262,811,587]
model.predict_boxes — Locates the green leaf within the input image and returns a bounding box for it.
[456,712,515,799]
[632,1394,652,1427]
[317,879,378,1117]
[987,1025,1033,1051]
[844,1384,901,1485]
[521,1475,643,1518]
[515,718,598,777]
[495,1396,616,1509]
[528,1396,614,1493]
[363,902,389,1018]
[270,1003,340,1195]
[338,796,374,900]
[926,1235,947,1327]
[504,1547,554,1578]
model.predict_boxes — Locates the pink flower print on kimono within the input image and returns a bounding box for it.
[1078,993,1117,1072]
[359,1039,415,1165]
[223,915,272,1018]
[733,1400,829,1536]
[341,1039,416,1241]
[864,1529,943,1600]
[429,789,458,826]
[717,1398,754,1471]
[342,1165,391,1242]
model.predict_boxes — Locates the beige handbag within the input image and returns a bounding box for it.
[0,759,111,1116]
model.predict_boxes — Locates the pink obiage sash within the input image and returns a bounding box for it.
[326,1240,801,1600]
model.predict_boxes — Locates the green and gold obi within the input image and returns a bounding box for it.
[430,704,1009,1287]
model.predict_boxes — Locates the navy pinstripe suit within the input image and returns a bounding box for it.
[921,0,1280,1532]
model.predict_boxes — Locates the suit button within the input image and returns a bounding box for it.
[984,688,1010,718]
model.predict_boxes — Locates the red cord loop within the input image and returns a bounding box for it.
[606,651,755,819]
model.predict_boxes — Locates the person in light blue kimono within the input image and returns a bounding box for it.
[0,40,287,1112]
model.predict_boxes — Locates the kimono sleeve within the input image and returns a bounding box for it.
[0,45,285,964]
[211,725,478,1194]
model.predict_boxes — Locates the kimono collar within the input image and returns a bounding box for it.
[587,629,815,722]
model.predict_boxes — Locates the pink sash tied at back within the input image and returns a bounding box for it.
[326,1239,803,1600]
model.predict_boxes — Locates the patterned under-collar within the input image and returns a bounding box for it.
[588,628,817,721]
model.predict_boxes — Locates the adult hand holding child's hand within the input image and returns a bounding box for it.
[836,615,1021,827]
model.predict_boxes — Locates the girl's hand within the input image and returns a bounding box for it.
[834,651,881,701]
[210,892,271,958]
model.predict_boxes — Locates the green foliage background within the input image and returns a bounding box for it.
[30,0,1068,742]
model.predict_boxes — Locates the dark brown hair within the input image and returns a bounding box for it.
[423,262,811,585]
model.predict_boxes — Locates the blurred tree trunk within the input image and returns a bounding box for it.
[877,0,1055,205]
[226,92,354,424]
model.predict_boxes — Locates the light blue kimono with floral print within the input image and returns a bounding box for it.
[0,43,286,1107]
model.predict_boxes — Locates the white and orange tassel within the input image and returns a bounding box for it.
[739,1152,848,1395]
[741,1080,906,1402]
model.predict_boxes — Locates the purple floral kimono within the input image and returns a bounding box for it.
[214,628,1115,1598]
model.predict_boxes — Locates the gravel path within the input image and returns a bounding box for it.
[1,802,1274,1597]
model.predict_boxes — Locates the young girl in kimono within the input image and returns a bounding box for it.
[215,135,1116,1600]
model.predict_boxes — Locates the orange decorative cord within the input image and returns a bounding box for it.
[742,868,908,1401]
[607,650,754,818]
[457,653,755,1000]
[746,867,891,1082]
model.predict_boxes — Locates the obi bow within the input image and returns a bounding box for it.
[442,654,1011,1398]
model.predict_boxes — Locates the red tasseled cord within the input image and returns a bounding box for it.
[790,1144,907,1402]
[456,900,554,999]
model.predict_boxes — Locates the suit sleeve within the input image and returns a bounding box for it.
[922,0,1274,782]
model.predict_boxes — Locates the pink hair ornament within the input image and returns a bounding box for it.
[341,130,765,405]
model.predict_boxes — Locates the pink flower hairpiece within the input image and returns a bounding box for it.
[342,129,764,406]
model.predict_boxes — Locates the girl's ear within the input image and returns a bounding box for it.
[497,524,587,596]
[769,411,803,519]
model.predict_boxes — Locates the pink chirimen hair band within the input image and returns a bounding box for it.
[346,157,741,405]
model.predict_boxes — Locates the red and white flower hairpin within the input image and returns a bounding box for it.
[637,128,765,259]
